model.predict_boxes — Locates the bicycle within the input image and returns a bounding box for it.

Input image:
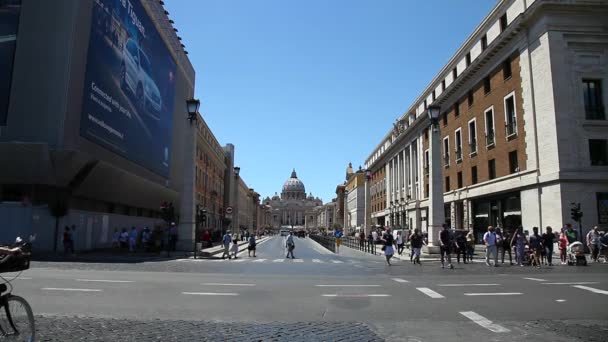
[0,235,36,341]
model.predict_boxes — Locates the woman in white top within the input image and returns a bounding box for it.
[230,239,239,259]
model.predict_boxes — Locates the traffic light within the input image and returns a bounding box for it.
[570,203,583,222]
[161,202,175,223]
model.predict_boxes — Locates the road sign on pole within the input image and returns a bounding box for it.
[226,206,233,215]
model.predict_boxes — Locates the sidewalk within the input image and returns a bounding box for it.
[192,236,270,259]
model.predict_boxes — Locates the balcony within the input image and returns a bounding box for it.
[506,121,517,137]
[469,140,477,155]
[486,130,495,148]
[455,148,462,162]
[585,105,606,120]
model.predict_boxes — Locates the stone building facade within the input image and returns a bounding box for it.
[365,0,608,244]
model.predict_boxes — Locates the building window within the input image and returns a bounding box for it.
[488,159,496,180]
[589,139,608,165]
[455,129,462,162]
[466,52,471,67]
[468,119,477,154]
[598,193,608,224]
[457,172,463,188]
[443,136,450,167]
[442,112,448,126]
[453,67,458,80]
[583,79,605,120]
[432,90,436,102]
[504,93,517,137]
[454,103,460,117]
[424,150,429,176]
[481,34,488,51]
[500,13,508,32]
[425,184,429,198]
[485,107,495,147]
[471,166,478,184]
[503,57,512,80]
[484,77,491,95]
[424,99,427,110]
[442,80,446,91]
[445,176,450,192]
[468,91,474,107]
[509,150,519,173]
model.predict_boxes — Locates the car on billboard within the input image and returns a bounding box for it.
[120,38,162,119]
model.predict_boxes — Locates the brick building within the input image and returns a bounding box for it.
[364,0,608,244]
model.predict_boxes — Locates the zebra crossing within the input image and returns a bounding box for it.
[177,257,357,265]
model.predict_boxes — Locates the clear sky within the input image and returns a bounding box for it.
[165,0,497,203]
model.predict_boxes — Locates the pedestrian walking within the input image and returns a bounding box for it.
[248,234,257,257]
[129,227,138,252]
[495,228,504,264]
[542,226,556,266]
[221,231,232,259]
[62,226,73,256]
[501,231,513,265]
[202,230,212,248]
[169,223,178,252]
[483,226,498,267]
[359,231,365,250]
[286,231,295,259]
[409,229,424,265]
[587,226,601,262]
[511,227,527,266]
[529,227,543,268]
[334,229,343,254]
[395,231,404,255]
[466,230,475,263]
[230,238,239,259]
[565,224,578,244]
[381,228,395,266]
[455,231,467,264]
[367,231,375,254]
[558,230,568,264]
[142,227,152,252]
[119,228,129,250]
[111,228,120,248]
[439,224,453,269]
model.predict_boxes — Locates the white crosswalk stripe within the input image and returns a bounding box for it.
[293,259,303,263]
[252,259,267,263]
[272,259,285,263]
[312,259,324,263]
[331,260,343,264]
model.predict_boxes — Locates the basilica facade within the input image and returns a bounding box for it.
[263,169,322,230]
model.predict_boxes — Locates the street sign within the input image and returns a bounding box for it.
[225,206,233,214]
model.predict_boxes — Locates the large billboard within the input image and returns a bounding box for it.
[80,0,176,177]
[0,0,21,125]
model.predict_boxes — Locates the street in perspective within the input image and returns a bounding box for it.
[1,0,608,341]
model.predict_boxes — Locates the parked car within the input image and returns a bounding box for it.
[120,38,162,117]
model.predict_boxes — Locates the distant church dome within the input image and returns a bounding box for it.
[282,169,305,193]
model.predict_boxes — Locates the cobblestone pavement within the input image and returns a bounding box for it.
[35,316,384,342]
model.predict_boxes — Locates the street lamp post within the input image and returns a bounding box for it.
[233,166,240,235]
[363,169,372,237]
[426,105,445,249]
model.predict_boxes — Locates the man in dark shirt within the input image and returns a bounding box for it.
[439,224,454,269]
[542,226,555,266]
[529,227,544,268]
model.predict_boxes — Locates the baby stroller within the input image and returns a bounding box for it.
[567,241,587,266]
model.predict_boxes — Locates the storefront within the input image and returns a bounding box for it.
[471,192,521,243]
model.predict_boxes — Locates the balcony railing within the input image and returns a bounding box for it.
[486,130,495,147]
[455,148,462,161]
[469,140,477,154]
[506,121,517,137]
[585,105,606,120]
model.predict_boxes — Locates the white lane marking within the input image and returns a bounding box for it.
[416,287,445,299]
[464,293,522,296]
[460,311,510,333]
[322,294,390,297]
[293,259,303,263]
[543,282,599,285]
[201,283,255,287]
[273,259,285,263]
[182,292,238,296]
[556,299,567,302]
[42,288,102,292]
[572,285,608,295]
[392,278,409,283]
[252,259,267,263]
[331,260,343,264]
[315,285,380,287]
[439,284,499,287]
[523,277,546,282]
[14,277,32,280]
[312,259,324,263]
[76,279,134,283]
[232,259,246,263]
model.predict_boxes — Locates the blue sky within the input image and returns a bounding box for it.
[165,0,497,203]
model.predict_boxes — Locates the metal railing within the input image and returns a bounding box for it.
[341,236,380,255]
[309,234,336,253]
[455,148,462,161]
[506,121,517,136]
[469,140,477,154]
[486,131,495,147]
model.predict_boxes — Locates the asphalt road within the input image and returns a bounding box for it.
[4,236,608,341]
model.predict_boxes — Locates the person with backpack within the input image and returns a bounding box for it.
[455,231,467,264]
[248,234,257,257]
[409,229,425,265]
[381,227,395,266]
[285,231,295,259]
[221,231,232,259]
[542,226,556,266]
[501,231,513,265]
[439,224,454,269]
